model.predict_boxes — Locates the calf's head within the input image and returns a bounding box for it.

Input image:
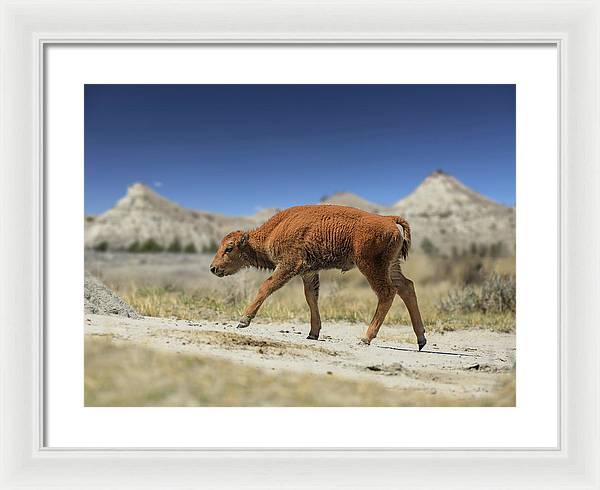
[209,231,249,277]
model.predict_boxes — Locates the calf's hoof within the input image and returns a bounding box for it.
[418,337,427,351]
[359,337,371,346]
[237,315,252,329]
[307,334,319,340]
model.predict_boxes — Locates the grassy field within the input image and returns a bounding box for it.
[103,252,516,333]
[85,335,516,407]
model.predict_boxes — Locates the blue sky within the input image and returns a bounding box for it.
[85,84,515,215]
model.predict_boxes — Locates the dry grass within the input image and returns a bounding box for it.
[114,254,516,333]
[121,284,515,333]
[90,251,516,333]
[85,336,515,407]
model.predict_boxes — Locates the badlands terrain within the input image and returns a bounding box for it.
[84,171,516,406]
[85,170,515,256]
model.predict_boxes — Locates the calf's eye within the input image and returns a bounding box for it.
[224,246,233,253]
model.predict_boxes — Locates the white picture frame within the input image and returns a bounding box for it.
[1,0,598,488]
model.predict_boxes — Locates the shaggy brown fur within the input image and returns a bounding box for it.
[210,204,426,350]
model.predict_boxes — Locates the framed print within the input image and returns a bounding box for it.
[1,1,599,489]
[49,45,545,449]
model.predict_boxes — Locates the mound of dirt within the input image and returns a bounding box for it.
[84,272,139,318]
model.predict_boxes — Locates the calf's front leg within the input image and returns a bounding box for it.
[237,266,296,328]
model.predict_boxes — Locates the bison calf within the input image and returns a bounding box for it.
[209,204,427,350]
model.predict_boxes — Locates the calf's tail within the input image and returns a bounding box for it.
[391,216,411,260]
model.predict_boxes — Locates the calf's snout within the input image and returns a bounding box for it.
[210,265,226,277]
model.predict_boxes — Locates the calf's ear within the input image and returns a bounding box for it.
[239,232,249,247]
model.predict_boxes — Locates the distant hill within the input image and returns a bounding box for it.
[85,172,515,256]
[391,171,515,256]
[319,192,384,214]
[84,183,258,252]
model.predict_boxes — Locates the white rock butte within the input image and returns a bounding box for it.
[86,172,515,256]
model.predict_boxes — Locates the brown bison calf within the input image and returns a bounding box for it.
[209,204,427,350]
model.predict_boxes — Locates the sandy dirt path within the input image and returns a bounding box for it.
[86,313,515,399]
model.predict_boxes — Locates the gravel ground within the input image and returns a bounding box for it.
[85,313,515,402]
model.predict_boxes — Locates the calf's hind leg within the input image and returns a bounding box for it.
[356,261,396,345]
[390,262,427,351]
[302,272,321,340]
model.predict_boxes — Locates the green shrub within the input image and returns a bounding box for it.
[201,239,219,254]
[139,238,164,253]
[489,241,507,258]
[438,273,516,314]
[93,241,109,252]
[128,241,140,253]
[184,243,198,254]
[167,238,183,253]
[460,259,485,285]
[421,238,439,257]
